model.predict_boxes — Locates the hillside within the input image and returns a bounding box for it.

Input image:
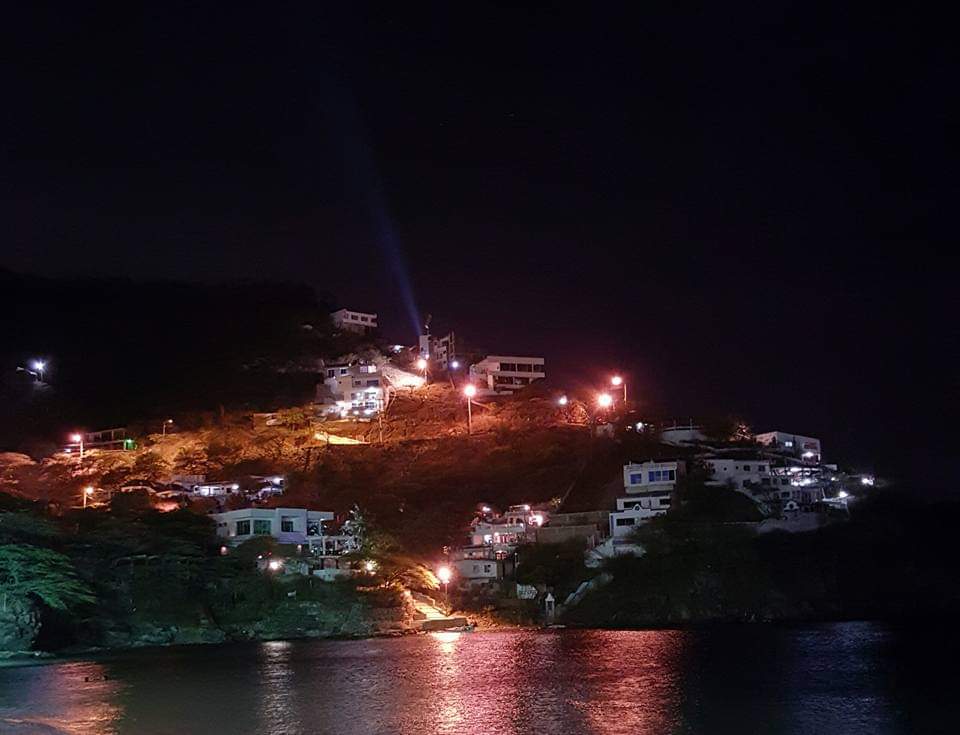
[0,385,665,553]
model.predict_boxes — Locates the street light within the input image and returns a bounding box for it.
[463,383,477,434]
[82,486,94,509]
[32,360,46,383]
[162,419,173,436]
[611,375,627,403]
[597,393,613,409]
[450,360,460,370]
[70,433,84,463]
[437,565,452,611]
[557,395,568,406]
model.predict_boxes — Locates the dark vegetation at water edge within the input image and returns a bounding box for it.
[564,491,960,628]
[0,493,413,654]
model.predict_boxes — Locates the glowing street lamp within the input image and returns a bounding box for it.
[416,357,428,371]
[437,565,452,610]
[597,393,613,409]
[70,433,84,463]
[557,395,568,406]
[364,560,378,574]
[33,360,46,383]
[450,360,460,370]
[162,418,174,436]
[82,485,94,509]
[463,383,477,434]
[611,375,627,402]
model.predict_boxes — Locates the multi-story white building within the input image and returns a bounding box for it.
[754,431,822,462]
[417,331,458,370]
[320,362,384,417]
[468,521,528,548]
[430,332,457,370]
[451,547,516,588]
[623,460,684,493]
[330,308,378,333]
[703,456,777,491]
[609,460,684,537]
[469,355,545,393]
[211,507,334,547]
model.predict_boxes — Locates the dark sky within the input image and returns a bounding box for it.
[2,4,956,485]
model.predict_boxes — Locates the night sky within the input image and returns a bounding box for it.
[2,4,955,487]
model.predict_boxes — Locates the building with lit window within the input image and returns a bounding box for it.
[622,460,684,493]
[469,355,545,393]
[330,308,378,333]
[319,362,384,417]
[754,431,821,462]
[609,460,685,537]
[703,456,778,491]
[419,331,457,370]
[211,508,334,547]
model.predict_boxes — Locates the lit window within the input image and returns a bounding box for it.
[235,520,251,536]
[253,520,271,535]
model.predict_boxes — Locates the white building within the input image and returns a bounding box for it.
[608,460,684,537]
[469,355,545,393]
[659,424,706,446]
[425,331,457,370]
[330,308,378,333]
[321,362,384,417]
[211,507,334,547]
[703,457,779,491]
[453,557,500,585]
[501,504,549,528]
[468,521,527,548]
[754,431,822,462]
[609,505,665,537]
[623,460,684,493]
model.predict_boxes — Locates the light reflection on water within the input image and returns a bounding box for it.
[0,623,955,735]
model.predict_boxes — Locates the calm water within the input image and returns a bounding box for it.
[1,623,956,734]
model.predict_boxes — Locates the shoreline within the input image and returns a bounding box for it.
[2,615,933,668]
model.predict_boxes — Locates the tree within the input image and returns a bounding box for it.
[129,451,169,481]
[172,446,207,475]
[701,415,752,442]
[0,544,95,613]
[109,489,154,515]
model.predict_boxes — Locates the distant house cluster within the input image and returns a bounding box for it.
[450,503,551,588]
[320,308,549,416]
[602,426,861,555]
[120,474,287,505]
